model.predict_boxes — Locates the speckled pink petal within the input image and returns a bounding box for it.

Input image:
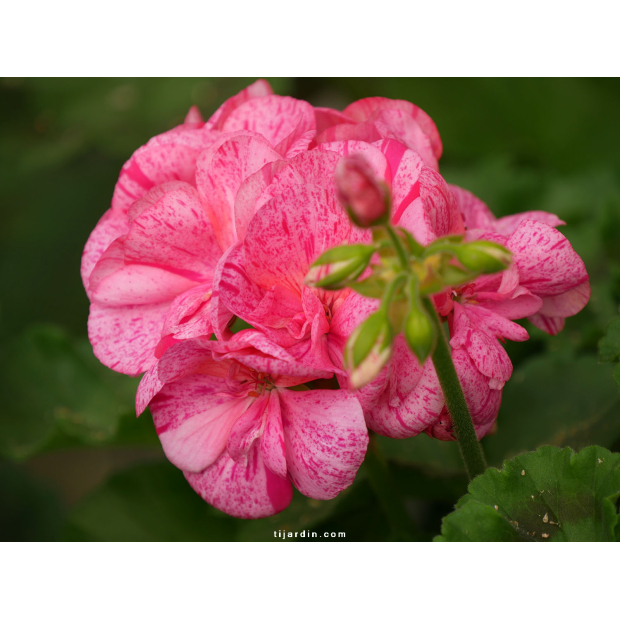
[183,105,204,127]
[357,336,445,438]
[462,303,530,342]
[135,364,164,415]
[397,168,464,244]
[507,220,589,297]
[220,95,315,147]
[477,286,543,320]
[210,329,332,380]
[451,348,503,439]
[197,134,281,250]
[243,184,354,292]
[81,208,130,295]
[528,313,565,335]
[314,107,354,133]
[150,374,252,473]
[158,283,214,355]
[343,97,442,160]
[111,128,218,216]
[371,109,438,170]
[204,79,273,131]
[314,120,385,146]
[449,184,496,231]
[185,440,292,519]
[528,280,590,335]
[91,265,196,306]
[124,183,221,279]
[379,142,424,220]
[227,395,270,464]
[494,211,565,236]
[538,280,590,318]
[88,301,169,376]
[449,304,515,389]
[255,150,344,211]
[277,388,368,500]
[260,393,288,478]
[88,235,126,293]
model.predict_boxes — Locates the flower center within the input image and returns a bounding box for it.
[247,371,275,397]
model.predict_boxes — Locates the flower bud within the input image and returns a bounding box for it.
[404,303,436,364]
[344,311,392,389]
[335,154,389,228]
[451,241,511,274]
[305,244,374,290]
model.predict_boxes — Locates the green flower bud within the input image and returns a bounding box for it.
[404,303,436,364]
[344,311,392,389]
[452,241,511,274]
[305,244,375,290]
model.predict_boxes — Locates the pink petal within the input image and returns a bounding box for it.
[314,107,354,133]
[88,301,169,376]
[185,440,292,518]
[371,109,438,170]
[449,304,514,389]
[124,183,221,279]
[88,235,126,293]
[451,348,503,438]
[158,283,214,353]
[136,365,164,415]
[538,279,591,318]
[494,211,566,236]
[126,180,190,223]
[220,95,315,147]
[507,220,589,297]
[355,336,445,438]
[210,330,332,380]
[528,313,565,335]
[449,184,496,231]
[81,208,130,295]
[150,374,252,472]
[197,134,282,250]
[227,395,270,464]
[183,105,204,126]
[111,128,218,216]
[397,168,464,244]
[91,264,196,306]
[260,393,288,478]
[277,388,368,500]
[204,79,273,130]
[243,184,358,292]
[343,97,443,160]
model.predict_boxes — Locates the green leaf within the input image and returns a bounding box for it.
[0,325,141,460]
[483,354,620,465]
[65,461,239,541]
[435,446,620,542]
[599,316,620,362]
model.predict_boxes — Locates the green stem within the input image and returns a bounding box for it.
[385,225,409,270]
[422,297,487,480]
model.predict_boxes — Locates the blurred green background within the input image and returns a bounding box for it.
[1,78,620,541]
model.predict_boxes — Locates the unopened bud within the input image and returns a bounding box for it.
[452,241,511,274]
[305,244,375,290]
[404,303,436,364]
[335,154,389,228]
[344,311,392,389]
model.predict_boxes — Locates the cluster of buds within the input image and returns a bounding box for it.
[306,155,512,389]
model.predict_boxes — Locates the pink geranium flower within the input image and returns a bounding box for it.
[82,80,317,376]
[137,330,368,518]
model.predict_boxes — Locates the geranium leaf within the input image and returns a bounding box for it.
[483,354,620,465]
[435,446,620,542]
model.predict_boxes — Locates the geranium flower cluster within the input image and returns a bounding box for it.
[82,80,589,518]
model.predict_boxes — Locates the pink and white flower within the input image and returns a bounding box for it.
[137,331,368,518]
